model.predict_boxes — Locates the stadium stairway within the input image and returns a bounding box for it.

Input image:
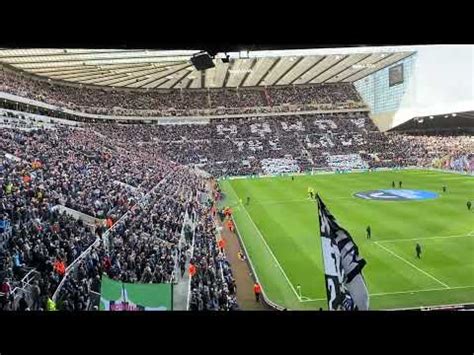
[172,210,196,310]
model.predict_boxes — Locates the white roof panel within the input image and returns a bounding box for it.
[0,48,416,89]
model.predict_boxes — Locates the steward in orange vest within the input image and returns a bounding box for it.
[218,238,225,251]
[253,283,262,302]
[189,263,197,277]
[226,220,234,233]
[53,260,66,276]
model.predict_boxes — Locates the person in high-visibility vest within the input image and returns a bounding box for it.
[47,297,56,311]
[253,283,262,303]
[218,238,225,251]
[53,259,66,276]
[189,263,197,277]
[226,220,234,233]
[106,217,113,229]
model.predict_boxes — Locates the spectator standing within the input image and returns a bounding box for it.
[31,280,42,310]
[46,296,56,311]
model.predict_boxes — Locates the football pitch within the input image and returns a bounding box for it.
[218,169,474,310]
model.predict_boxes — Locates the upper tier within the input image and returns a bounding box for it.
[0,69,366,117]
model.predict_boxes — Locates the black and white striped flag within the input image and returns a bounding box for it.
[316,194,369,310]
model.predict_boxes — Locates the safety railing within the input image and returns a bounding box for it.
[52,170,176,303]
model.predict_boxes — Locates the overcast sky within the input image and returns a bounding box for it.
[394,45,474,126]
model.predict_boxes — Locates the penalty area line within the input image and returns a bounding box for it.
[374,241,450,289]
[297,285,474,303]
[377,232,474,243]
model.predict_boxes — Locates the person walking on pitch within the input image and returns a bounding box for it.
[246,196,250,206]
[442,185,447,193]
[366,225,371,239]
[416,243,422,259]
[467,201,471,211]
[399,181,403,188]
[392,181,395,188]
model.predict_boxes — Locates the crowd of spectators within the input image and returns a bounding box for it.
[0,119,238,311]
[53,165,238,311]
[89,113,473,176]
[0,69,365,117]
[268,83,361,106]
[383,133,473,171]
[209,88,266,109]
[0,152,97,310]
[0,128,147,218]
[189,210,238,310]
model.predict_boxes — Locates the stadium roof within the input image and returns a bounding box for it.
[390,110,474,132]
[0,47,415,90]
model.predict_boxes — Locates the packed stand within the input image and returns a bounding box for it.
[90,112,473,177]
[0,118,239,310]
[1,69,365,117]
[91,113,387,176]
[0,151,97,310]
[54,165,238,311]
[268,83,363,109]
[189,208,238,311]
[383,133,474,172]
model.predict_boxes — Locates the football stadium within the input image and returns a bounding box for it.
[0,44,472,312]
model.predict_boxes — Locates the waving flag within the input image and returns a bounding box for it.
[316,194,369,310]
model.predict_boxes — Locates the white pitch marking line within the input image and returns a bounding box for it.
[374,241,450,289]
[389,301,474,311]
[253,196,355,206]
[377,232,474,243]
[248,232,474,245]
[227,182,303,301]
[370,285,474,297]
[297,285,474,303]
[225,182,471,304]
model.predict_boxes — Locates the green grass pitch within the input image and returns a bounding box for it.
[218,169,474,310]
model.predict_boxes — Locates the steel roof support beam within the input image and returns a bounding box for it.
[237,59,256,87]
[272,57,304,85]
[256,58,281,86]
[322,54,372,82]
[303,55,348,84]
[132,64,193,89]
